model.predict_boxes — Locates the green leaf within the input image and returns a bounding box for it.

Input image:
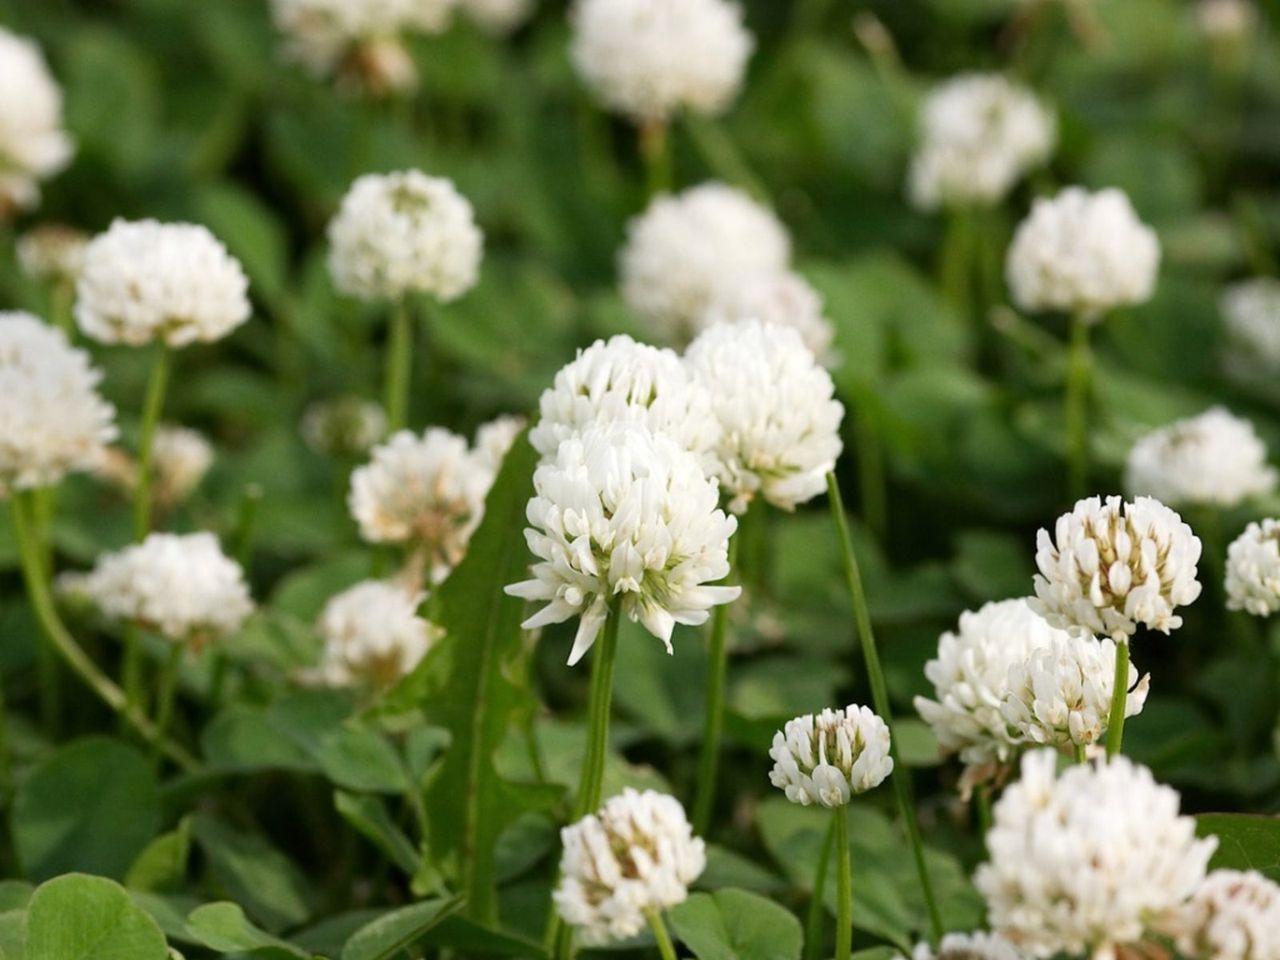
[25,874,168,960]
[184,902,311,959]
[339,898,463,960]
[333,792,420,876]
[669,889,803,960]
[125,817,192,893]
[191,815,313,932]
[380,430,560,923]
[12,737,160,881]
[0,907,25,960]
[1196,814,1280,880]
[193,182,289,309]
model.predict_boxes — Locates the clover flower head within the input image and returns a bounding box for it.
[1225,519,1280,617]
[769,704,893,807]
[1221,278,1280,383]
[461,0,534,33]
[894,931,1025,960]
[301,396,388,457]
[314,579,443,689]
[0,27,72,214]
[17,224,88,286]
[1158,869,1280,960]
[699,268,836,362]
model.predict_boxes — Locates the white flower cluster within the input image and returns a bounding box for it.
[76,220,252,348]
[1160,869,1280,960]
[1197,0,1258,44]
[699,268,835,362]
[1006,187,1160,320]
[909,72,1055,211]
[17,224,87,286]
[505,421,739,665]
[1221,278,1280,381]
[570,0,752,124]
[97,425,215,510]
[461,0,533,33]
[0,312,117,495]
[0,27,72,214]
[83,532,253,645]
[1225,519,1280,617]
[555,789,706,946]
[769,704,893,807]
[686,320,844,514]
[349,422,510,582]
[620,182,791,344]
[328,170,483,302]
[473,414,525,473]
[314,579,443,689]
[301,396,388,457]
[894,931,1023,960]
[1125,407,1276,508]
[976,751,1216,959]
[1032,495,1202,641]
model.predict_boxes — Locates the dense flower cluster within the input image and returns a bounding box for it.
[95,425,215,510]
[0,27,72,214]
[0,312,117,495]
[1159,869,1280,960]
[555,789,706,945]
[301,396,388,457]
[1221,278,1280,381]
[76,220,251,347]
[909,72,1055,210]
[976,751,1216,958]
[1032,495,1202,641]
[699,268,835,361]
[894,931,1023,960]
[314,579,443,688]
[570,0,752,123]
[1225,519,1280,617]
[461,0,533,33]
[16,224,87,285]
[505,421,739,665]
[769,704,893,807]
[328,170,483,302]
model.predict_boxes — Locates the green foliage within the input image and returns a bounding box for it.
[1197,814,1280,880]
[669,889,804,960]
[25,874,168,960]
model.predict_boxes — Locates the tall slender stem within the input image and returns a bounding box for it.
[646,909,679,960]
[152,643,184,764]
[10,493,197,771]
[939,208,973,323]
[825,473,943,941]
[805,817,836,960]
[1105,638,1130,759]
[975,786,993,835]
[134,342,172,541]
[385,298,413,434]
[573,599,622,820]
[1065,315,1092,501]
[833,805,852,960]
[682,113,771,205]
[638,119,672,199]
[51,281,75,339]
[851,404,887,544]
[692,525,742,834]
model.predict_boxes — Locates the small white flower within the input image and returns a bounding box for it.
[1158,869,1280,960]
[686,319,844,513]
[894,931,1024,960]
[301,396,388,457]
[528,334,719,468]
[1197,0,1258,44]
[769,704,893,807]
[505,421,739,666]
[555,789,706,946]
[908,73,1055,211]
[151,426,215,509]
[0,27,72,214]
[461,0,534,33]
[1001,633,1149,751]
[699,268,836,362]
[1032,495,1202,641]
[1221,278,1280,382]
[570,0,752,124]
[76,220,252,348]
[83,532,253,645]
[0,311,117,495]
[975,750,1216,959]
[473,414,526,473]
[314,579,443,689]
[1006,187,1160,320]
[1124,407,1276,508]
[620,182,791,344]
[328,170,483,302]
[16,224,88,286]
[1225,519,1280,617]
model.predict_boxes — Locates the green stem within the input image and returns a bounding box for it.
[1065,315,1092,501]
[385,298,413,434]
[939,208,974,323]
[825,473,943,941]
[682,113,771,205]
[851,403,887,544]
[573,599,622,819]
[975,786,993,835]
[31,488,60,732]
[805,817,836,960]
[1105,638,1130,759]
[639,119,672,199]
[647,909,679,960]
[692,525,742,834]
[833,805,852,960]
[134,342,172,542]
[231,483,264,572]
[1074,743,1088,764]
[152,643,184,764]
[50,281,75,339]
[10,493,197,771]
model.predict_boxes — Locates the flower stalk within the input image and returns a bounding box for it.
[1105,638,1130,759]
[646,908,679,960]
[833,804,853,960]
[134,341,171,541]
[1065,314,1092,500]
[573,596,622,820]
[385,297,413,433]
[639,118,672,198]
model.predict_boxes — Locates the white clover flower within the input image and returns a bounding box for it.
[698,268,836,362]
[769,704,893,807]
[1032,495,1202,641]
[570,0,751,124]
[0,28,72,214]
[1001,634,1149,752]
[555,788,706,946]
[76,220,251,348]
[975,750,1216,959]
[0,312,117,496]
[474,414,526,472]
[1225,519,1280,617]
[686,319,844,514]
[314,579,443,689]
[301,396,388,458]
[528,335,719,468]
[461,0,534,33]
[908,73,1055,211]
[17,224,88,286]
[893,931,1024,960]
[913,598,1069,769]
[349,426,498,582]
[328,170,483,302]
[1124,407,1276,509]
[1198,0,1258,44]
[1006,187,1160,320]
[620,183,791,344]
[505,421,739,665]
[83,532,253,645]
[1158,869,1280,960]
[1221,278,1280,381]
[151,426,215,509]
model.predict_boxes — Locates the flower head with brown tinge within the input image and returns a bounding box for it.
[769,704,893,807]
